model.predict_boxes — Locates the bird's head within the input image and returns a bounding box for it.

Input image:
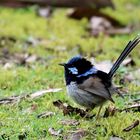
[59,56,97,85]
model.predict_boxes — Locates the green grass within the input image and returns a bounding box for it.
[0,0,140,139]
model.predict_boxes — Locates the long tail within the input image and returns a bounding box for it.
[108,35,140,79]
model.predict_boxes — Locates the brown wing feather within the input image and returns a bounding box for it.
[78,77,114,103]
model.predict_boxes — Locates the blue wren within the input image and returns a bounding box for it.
[59,36,140,117]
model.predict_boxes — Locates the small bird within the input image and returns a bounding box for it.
[59,36,140,117]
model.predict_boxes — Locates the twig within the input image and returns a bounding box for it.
[30,88,62,99]
[123,120,139,132]
[131,98,140,102]
[0,88,62,105]
[122,103,140,111]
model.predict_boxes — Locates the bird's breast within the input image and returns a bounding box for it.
[66,82,97,108]
[66,82,78,98]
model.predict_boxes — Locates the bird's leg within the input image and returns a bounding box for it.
[96,105,103,119]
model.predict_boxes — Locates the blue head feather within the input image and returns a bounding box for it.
[62,56,99,85]
[77,67,98,77]
[67,55,82,65]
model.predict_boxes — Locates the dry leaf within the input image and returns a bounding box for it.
[122,73,134,83]
[128,69,140,79]
[24,104,38,114]
[121,57,135,66]
[25,55,37,64]
[37,6,53,18]
[89,16,131,37]
[48,127,62,136]
[68,129,87,140]
[124,69,140,85]
[60,119,80,126]
[37,111,55,118]
[53,100,95,118]
[3,62,14,70]
[0,95,26,105]
[103,106,117,118]
[89,16,112,37]
[0,51,48,67]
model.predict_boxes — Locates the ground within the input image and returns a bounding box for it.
[0,0,140,139]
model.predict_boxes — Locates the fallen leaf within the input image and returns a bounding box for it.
[60,119,80,126]
[122,73,134,83]
[0,45,52,67]
[23,104,38,114]
[3,62,14,70]
[25,36,41,46]
[103,106,117,118]
[124,69,140,85]
[119,68,140,85]
[37,111,55,118]
[25,55,37,64]
[0,52,36,66]
[121,57,135,66]
[48,127,62,136]
[123,120,139,132]
[67,129,87,140]
[107,103,140,113]
[110,136,123,140]
[89,16,112,37]
[89,16,131,37]
[0,95,26,105]
[37,6,53,18]
[53,100,95,118]
[118,87,129,94]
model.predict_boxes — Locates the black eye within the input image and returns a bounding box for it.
[69,71,72,74]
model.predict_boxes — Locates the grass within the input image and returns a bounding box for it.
[0,0,140,139]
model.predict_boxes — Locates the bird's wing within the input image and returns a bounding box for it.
[78,77,114,103]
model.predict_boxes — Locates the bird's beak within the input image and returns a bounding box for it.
[59,63,66,67]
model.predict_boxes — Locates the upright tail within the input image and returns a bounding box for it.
[108,35,140,79]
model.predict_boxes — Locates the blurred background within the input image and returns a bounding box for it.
[0,0,140,139]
